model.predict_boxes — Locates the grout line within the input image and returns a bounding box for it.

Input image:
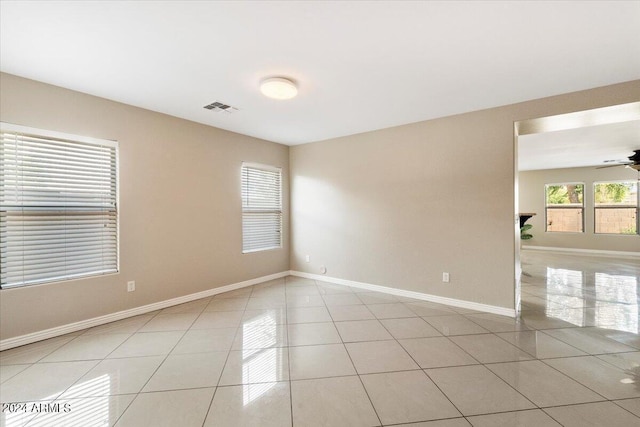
[285,275,296,427]
[321,281,384,427]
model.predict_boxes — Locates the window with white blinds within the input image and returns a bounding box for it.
[241,163,282,253]
[0,123,118,289]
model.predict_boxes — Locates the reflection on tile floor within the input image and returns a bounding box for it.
[1,250,639,426]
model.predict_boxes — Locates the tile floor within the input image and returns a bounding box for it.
[1,250,639,426]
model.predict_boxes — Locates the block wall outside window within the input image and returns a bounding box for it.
[594,181,638,235]
[545,183,584,233]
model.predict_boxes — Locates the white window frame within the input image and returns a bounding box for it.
[241,162,282,253]
[593,180,639,235]
[0,122,120,289]
[544,182,585,233]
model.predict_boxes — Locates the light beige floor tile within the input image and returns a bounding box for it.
[327,304,375,321]
[392,419,471,427]
[42,333,131,362]
[82,315,155,335]
[0,405,38,426]
[597,329,640,350]
[159,299,210,315]
[28,394,136,427]
[138,313,198,332]
[108,331,184,358]
[291,376,379,427]
[450,307,485,315]
[171,328,236,354]
[450,334,534,363]
[0,360,97,402]
[424,315,490,336]
[544,328,637,354]
[288,322,341,346]
[115,388,214,427]
[142,352,227,392]
[286,277,316,286]
[496,330,587,359]
[467,409,561,426]
[357,292,399,304]
[426,365,535,416]
[252,280,285,290]
[596,351,640,370]
[0,336,77,365]
[367,303,417,319]
[321,293,363,306]
[316,283,355,295]
[614,398,640,417]
[361,370,460,424]
[335,319,393,342]
[255,278,286,288]
[218,348,289,386]
[289,344,355,380]
[545,356,640,400]
[232,324,288,350]
[242,308,287,325]
[399,337,478,368]
[287,306,332,324]
[285,286,321,296]
[61,356,164,398]
[465,313,533,333]
[381,318,442,339]
[543,401,640,427]
[204,382,291,427]
[518,310,580,329]
[285,295,325,308]
[191,311,244,329]
[345,340,418,374]
[246,296,287,310]
[405,303,456,317]
[486,360,604,407]
[0,364,29,384]
[251,288,286,299]
[203,297,248,312]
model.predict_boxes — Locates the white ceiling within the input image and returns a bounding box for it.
[1,1,639,145]
[518,120,640,171]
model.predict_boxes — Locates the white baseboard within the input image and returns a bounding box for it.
[290,271,516,318]
[0,271,289,351]
[522,246,640,258]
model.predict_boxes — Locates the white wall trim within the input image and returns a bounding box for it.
[0,271,289,351]
[290,271,516,318]
[522,245,640,259]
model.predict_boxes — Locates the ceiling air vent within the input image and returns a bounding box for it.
[203,101,238,113]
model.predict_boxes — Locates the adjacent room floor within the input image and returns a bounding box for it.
[1,250,639,426]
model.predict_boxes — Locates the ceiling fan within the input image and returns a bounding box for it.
[597,149,640,171]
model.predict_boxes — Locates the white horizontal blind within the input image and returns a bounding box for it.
[0,123,118,288]
[241,163,282,253]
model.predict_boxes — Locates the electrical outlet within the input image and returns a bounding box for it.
[305,254,310,263]
[442,272,450,283]
[127,281,136,292]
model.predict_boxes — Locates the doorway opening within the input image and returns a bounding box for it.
[513,102,640,314]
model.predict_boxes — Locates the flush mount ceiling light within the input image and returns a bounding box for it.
[260,77,298,100]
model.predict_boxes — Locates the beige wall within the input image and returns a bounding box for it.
[1,73,639,340]
[0,73,290,339]
[290,80,640,310]
[519,166,639,252]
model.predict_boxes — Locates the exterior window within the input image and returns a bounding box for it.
[594,181,638,234]
[0,123,118,288]
[545,183,584,232]
[241,163,282,253]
